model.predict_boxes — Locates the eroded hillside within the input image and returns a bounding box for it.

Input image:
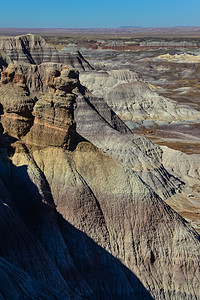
[0,34,199,299]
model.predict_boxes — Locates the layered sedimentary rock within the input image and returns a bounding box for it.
[0,64,78,150]
[74,89,183,199]
[160,146,200,232]
[0,62,63,92]
[79,69,200,123]
[1,60,198,222]
[0,38,199,299]
[76,74,200,231]
[0,61,194,202]
[0,65,36,139]
[0,34,57,64]
[8,139,199,300]
[0,50,12,70]
[140,40,200,47]
[25,68,78,149]
[0,34,93,71]
[157,53,200,63]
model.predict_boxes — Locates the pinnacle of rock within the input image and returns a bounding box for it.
[0,62,78,149]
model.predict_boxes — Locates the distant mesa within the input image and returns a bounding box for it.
[117,26,143,28]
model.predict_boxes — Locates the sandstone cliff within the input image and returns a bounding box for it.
[0,64,78,150]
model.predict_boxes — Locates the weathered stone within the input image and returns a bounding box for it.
[0,63,78,149]
[0,35,199,300]
[79,69,200,122]
[0,34,93,70]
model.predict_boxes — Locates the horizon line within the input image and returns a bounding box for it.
[0,26,200,29]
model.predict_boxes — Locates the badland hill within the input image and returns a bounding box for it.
[0,34,199,299]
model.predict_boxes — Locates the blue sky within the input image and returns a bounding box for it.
[1,0,200,28]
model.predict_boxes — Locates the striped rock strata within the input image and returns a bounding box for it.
[0,34,93,70]
[0,63,199,299]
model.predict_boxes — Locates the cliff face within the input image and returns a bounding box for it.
[0,64,78,150]
[0,34,57,64]
[0,62,184,200]
[0,36,199,299]
[0,34,93,70]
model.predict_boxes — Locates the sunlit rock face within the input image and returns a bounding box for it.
[0,63,78,150]
[0,34,93,70]
[0,64,36,139]
[79,69,200,123]
[24,68,78,150]
[0,34,57,64]
[0,37,199,299]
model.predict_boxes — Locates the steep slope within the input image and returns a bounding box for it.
[0,34,93,71]
[74,90,200,232]
[0,50,12,70]
[0,61,196,211]
[74,87,183,200]
[0,257,62,299]
[0,63,199,299]
[0,61,183,200]
[11,140,200,300]
[79,69,200,124]
[161,146,200,232]
[77,69,200,231]
[0,34,56,64]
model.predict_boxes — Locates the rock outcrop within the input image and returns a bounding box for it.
[25,68,78,149]
[0,61,193,204]
[79,69,200,123]
[0,50,12,70]
[0,34,93,71]
[0,34,57,65]
[8,138,199,300]
[0,65,36,139]
[76,74,200,232]
[0,64,78,150]
[161,146,200,232]
[157,53,200,63]
[74,84,184,200]
[1,60,198,225]
[0,37,199,299]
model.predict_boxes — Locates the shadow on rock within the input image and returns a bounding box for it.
[0,141,154,299]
